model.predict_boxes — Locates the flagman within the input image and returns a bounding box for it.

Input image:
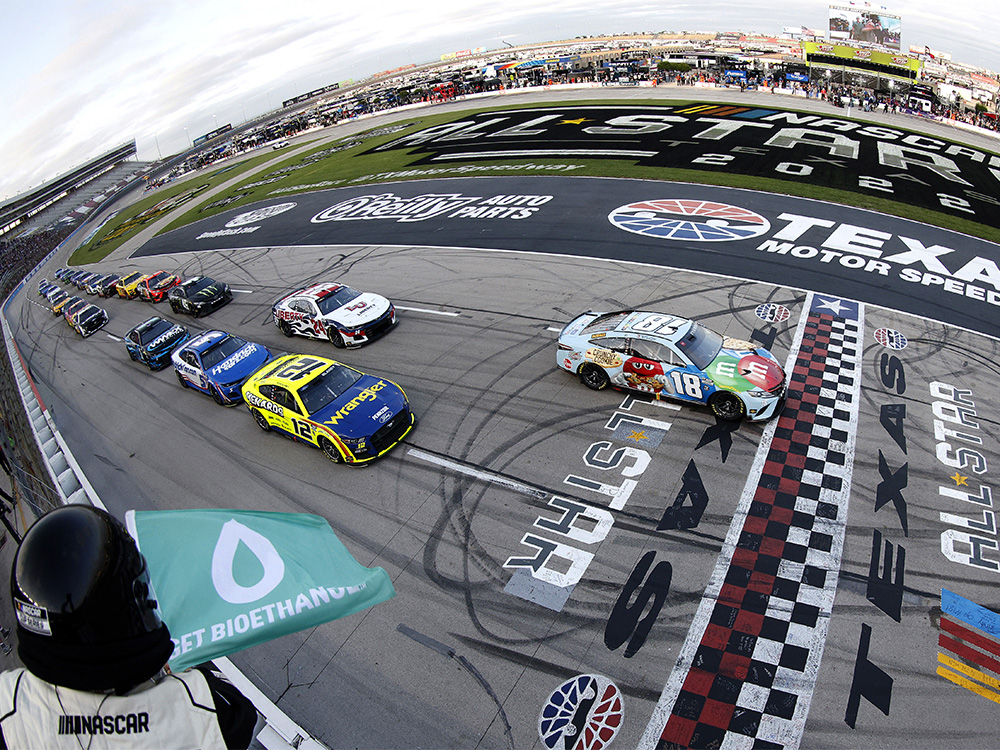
[0,504,259,748]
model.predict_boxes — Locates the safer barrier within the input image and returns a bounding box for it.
[0,232,325,750]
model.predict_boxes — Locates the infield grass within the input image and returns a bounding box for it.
[70,98,1000,264]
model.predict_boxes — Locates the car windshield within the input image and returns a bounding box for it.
[582,311,632,334]
[183,277,216,295]
[145,272,168,286]
[79,307,102,322]
[137,319,173,345]
[297,364,363,414]
[675,322,724,370]
[315,286,361,315]
[200,335,248,369]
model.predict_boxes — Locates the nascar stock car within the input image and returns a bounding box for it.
[84,273,114,295]
[556,310,786,422]
[125,317,190,370]
[272,282,396,348]
[241,354,414,464]
[46,288,68,309]
[116,271,148,299]
[53,294,81,317]
[62,297,88,325]
[71,304,109,337]
[136,271,182,302]
[168,276,233,317]
[95,273,122,297]
[172,330,272,405]
[73,272,99,291]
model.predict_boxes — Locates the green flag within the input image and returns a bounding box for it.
[126,509,395,672]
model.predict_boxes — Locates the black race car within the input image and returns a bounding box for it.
[125,317,191,370]
[168,276,233,317]
[72,305,109,337]
[95,273,122,297]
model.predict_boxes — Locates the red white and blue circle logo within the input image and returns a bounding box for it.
[755,303,791,323]
[608,199,770,242]
[874,327,908,350]
[538,674,623,750]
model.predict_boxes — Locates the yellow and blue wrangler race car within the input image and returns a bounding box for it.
[241,354,414,464]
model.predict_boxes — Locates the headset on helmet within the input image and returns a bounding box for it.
[11,504,173,693]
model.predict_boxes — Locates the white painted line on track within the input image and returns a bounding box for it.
[408,447,546,498]
[396,306,460,317]
[105,334,122,341]
[232,289,253,294]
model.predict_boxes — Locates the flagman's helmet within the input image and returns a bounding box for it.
[11,504,174,692]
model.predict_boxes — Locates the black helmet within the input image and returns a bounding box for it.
[11,504,173,692]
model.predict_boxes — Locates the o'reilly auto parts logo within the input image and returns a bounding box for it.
[608,199,770,242]
[225,202,297,227]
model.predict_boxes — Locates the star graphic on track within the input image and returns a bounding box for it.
[628,430,648,441]
[951,472,969,486]
[560,117,590,125]
[814,297,852,315]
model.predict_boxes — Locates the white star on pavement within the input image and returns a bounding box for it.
[815,297,851,315]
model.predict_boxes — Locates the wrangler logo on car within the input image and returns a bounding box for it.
[325,381,388,426]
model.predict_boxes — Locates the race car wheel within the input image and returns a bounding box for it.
[329,329,346,349]
[176,370,188,388]
[319,437,342,463]
[278,319,293,337]
[211,385,225,406]
[252,409,271,432]
[169,301,180,314]
[709,392,746,422]
[579,363,610,391]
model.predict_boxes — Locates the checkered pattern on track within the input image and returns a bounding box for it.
[641,297,863,750]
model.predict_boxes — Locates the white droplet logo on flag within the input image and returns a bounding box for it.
[211,519,285,603]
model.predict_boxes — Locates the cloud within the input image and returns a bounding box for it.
[2,0,999,201]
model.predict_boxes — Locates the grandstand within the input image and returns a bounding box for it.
[0,141,147,238]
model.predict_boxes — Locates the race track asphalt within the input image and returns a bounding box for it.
[7,85,1000,749]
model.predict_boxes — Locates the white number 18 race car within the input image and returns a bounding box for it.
[557,310,786,422]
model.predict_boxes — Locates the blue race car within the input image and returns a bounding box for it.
[172,330,273,405]
[125,317,190,370]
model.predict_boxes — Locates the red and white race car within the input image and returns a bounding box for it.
[271,282,396,348]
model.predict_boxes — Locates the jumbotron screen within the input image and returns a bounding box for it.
[829,4,901,50]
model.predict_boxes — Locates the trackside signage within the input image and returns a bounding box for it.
[126,509,395,671]
[607,198,1000,314]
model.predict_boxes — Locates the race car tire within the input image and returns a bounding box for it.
[579,363,610,391]
[278,319,294,337]
[329,329,346,349]
[176,370,189,388]
[319,437,342,463]
[709,391,746,422]
[211,385,225,406]
[252,409,271,432]
[169,301,180,314]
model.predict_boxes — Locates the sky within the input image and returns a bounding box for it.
[1,0,997,203]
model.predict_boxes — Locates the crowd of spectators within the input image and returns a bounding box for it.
[0,228,72,299]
